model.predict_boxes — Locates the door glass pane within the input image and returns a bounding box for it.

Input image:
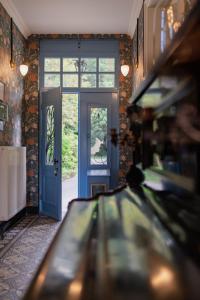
[44,58,60,72]
[44,74,60,87]
[81,74,96,88]
[63,58,79,72]
[46,105,55,165]
[90,107,107,165]
[99,74,115,88]
[99,58,115,72]
[63,74,78,87]
[80,58,96,72]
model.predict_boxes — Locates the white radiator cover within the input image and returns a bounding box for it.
[0,146,26,221]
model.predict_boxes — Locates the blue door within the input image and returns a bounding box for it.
[79,92,119,197]
[40,88,62,220]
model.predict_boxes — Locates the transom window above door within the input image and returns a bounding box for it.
[44,57,116,89]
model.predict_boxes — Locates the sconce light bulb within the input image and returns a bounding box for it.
[121,65,129,77]
[19,64,28,76]
[10,60,15,69]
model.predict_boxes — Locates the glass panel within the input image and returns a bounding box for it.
[81,74,96,88]
[63,58,79,72]
[62,94,78,179]
[80,58,96,72]
[99,58,115,72]
[63,74,79,87]
[99,74,115,88]
[44,58,60,72]
[90,107,107,165]
[44,74,60,87]
[138,76,184,108]
[46,105,55,165]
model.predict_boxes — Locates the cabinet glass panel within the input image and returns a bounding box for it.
[90,107,107,165]
[46,105,55,165]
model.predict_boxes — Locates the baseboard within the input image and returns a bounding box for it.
[0,207,27,239]
[26,206,39,215]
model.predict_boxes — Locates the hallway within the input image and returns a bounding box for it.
[62,176,78,215]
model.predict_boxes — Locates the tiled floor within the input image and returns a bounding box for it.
[0,216,61,300]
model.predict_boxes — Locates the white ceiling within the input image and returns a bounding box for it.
[0,0,143,38]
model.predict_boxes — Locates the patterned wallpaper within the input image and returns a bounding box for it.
[24,34,133,207]
[0,3,26,146]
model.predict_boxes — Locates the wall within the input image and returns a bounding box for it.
[132,4,145,94]
[0,3,26,146]
[25,34,133,207]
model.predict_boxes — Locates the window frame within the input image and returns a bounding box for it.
[42,53,119,92]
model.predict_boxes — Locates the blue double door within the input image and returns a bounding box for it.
[40,89,118,220]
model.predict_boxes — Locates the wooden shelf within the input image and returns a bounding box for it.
[132,1,200,105]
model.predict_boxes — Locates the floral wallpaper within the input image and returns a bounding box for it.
[118,36,133,183]
[0,3,26,146]
[25,34,133,207]
[132,4,144,94]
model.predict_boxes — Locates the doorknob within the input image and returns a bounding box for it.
[54,167,58,176]
[54,159,59,176]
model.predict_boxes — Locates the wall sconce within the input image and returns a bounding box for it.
[121,64,130,77]
[10,18,29,77]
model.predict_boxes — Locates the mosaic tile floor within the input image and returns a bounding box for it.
[0,215,61,300]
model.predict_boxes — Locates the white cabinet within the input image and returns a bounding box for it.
[0,147,26,221]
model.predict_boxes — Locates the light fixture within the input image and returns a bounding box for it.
[121,64,129,77]
[10,18,29,77]
[19,64,29,76]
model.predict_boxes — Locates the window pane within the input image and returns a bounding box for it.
[44,58,60,72]
[46,105,54,165]
[63,74,78,87]
[81,58,96,72]
[81,74,96,88]
[90,107,107,165]
[44,74,60,87]
[99,58,115,72]
[99,74,115,88]
[63,58,79,72]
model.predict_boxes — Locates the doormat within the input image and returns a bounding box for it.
[0,215,39,258]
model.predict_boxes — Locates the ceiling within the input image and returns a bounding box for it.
[0,0,142,38]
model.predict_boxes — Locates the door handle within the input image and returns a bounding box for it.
[54,159,59,176]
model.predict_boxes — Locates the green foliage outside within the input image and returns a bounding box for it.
[62,94,78,179]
